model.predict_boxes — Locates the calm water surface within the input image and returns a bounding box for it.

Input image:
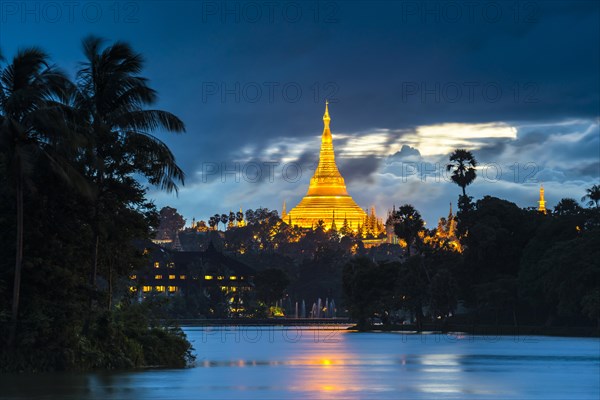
[1,326,599,399]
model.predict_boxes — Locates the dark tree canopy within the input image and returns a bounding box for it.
[254,268,290,308]
[157,206,186,240]
[392,204,424,257]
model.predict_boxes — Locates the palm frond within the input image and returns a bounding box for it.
[114,110,185,133]
[123,130,185,193]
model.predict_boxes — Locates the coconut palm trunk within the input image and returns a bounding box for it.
[1,49,75,349]
[8,167,24,348]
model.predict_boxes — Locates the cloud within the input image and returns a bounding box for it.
[12,1,595,225]
[149,117,599,227]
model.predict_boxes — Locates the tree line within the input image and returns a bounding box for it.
[343,150,600,331]
[0,38,193,371]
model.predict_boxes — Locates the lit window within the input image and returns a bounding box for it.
[168,286,178,292]
[169,275,176,280]
[155,274,163,280]
[231,287,237,292]
[129,274,137,280]
[204,275,213,280]
[230,276,237,280]
[180,275,186,280]
[155,286,165,292]
[168,262,175,269]
[142,286,152,292]
[129,286,137,292]
[220,286,228,292]
[154,262,160,268]
[217,276,224,280]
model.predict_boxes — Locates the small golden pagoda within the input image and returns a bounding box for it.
[285,102,367,231]
[538,185,547,214]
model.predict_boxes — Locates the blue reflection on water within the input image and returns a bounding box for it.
[1,326,598,399]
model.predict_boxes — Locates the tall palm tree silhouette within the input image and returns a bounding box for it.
[446,149,477,197]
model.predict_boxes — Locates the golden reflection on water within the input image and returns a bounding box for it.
[193,329,528,398]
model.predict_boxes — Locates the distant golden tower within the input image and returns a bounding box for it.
[538,185,547,214]
[281,200,287,220]
[286,102,367,230]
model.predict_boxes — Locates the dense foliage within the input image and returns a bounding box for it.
[0,40,194,371]
[342,196,600,331]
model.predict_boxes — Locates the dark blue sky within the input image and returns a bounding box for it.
[2,1,599,224]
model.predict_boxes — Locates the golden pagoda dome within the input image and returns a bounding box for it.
[286,102,367,231]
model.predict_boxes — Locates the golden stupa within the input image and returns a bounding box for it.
[538,185,547,214]
[284,102,367,231]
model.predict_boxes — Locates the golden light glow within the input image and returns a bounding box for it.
[169,274,176,280]
[217,276,224,280]
[155,286,165,292]
[538,185,547,214]
[230,276,237,280]
[129,286,137,292]
[154,262,160,268]
[142,286,152,292]
[180,275,186,280]
[168,286,178,292]
[129,274,137,280]
[286,103,367,231]
[155,274,163,279]
[204,275,213,280]
[421,203,463,253]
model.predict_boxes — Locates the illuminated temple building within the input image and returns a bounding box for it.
[284,103,367,231]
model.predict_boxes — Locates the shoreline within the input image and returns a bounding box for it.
[172,319,600,338]
[346,323,600,338]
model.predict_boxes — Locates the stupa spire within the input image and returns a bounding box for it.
[538,184,547,214]
[323,100,331,128]
[306,102,348,196]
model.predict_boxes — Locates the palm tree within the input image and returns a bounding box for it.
[581,184,600,208]
[392,204,424,257]
[208,216,217,230]
[554,198,583,216]
[446,149,477,197]
[0,48,75,347]
[220,213,229,230]
[73,36,185,290]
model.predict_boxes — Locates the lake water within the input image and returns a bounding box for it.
[1,326,599,399]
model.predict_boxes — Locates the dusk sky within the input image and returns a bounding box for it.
[2,1,598,225]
